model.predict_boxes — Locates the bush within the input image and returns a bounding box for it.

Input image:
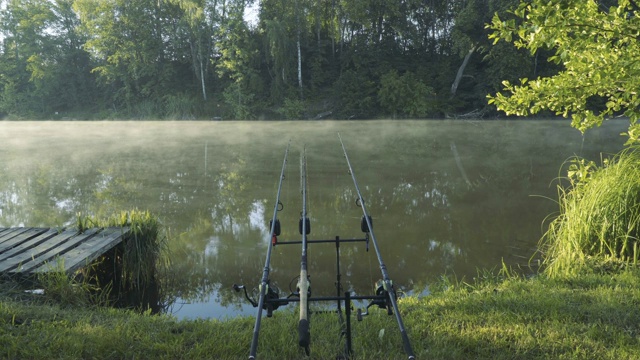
[378,70,434,118]
[163,93,197,120]
[335,70,376,119]
[277,97,306,119]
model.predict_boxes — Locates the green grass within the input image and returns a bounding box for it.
[540,147,640,277]
[2,266,640,359]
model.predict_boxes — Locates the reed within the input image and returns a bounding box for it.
[541,147,640,277]
[75,210,167,310]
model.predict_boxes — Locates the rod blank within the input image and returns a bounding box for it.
[249,141,290,360]
[338,134,416,360]
[298,147,311,354]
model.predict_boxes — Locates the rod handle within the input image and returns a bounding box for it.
[298,319,310,349]
[401,329,415,360]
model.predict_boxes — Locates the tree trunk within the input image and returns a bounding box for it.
[199,56,207,101]
[296,0,303,99]
[297,39,302,98]
[450,45,476,97]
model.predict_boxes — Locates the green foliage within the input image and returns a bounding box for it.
[0,0,538,119]
[130,100,161,120]
[74,0,184,109]
[222,82,255,120]
[163,93,197,120]
[263,18,293,102]
[488,0,640,144]
[541,148,640,277]
[335,70,376,119]
[216,10,263,119]
[277,97,306,119]
[378,70,434,118]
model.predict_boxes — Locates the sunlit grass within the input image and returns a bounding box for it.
[541,147,640,277]
[2,267,640,359]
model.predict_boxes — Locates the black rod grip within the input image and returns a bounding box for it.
[401,329,415,360]
[298,319,310,348]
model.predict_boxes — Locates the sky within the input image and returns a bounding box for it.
[244,1,260,28]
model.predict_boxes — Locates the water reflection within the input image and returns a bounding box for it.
[0,120,627,318]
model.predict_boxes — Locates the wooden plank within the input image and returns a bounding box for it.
[12,228,103,274]
[0,229,93,273]
[0,229,9,238]
[0,228,51,255]
[0,228,61,262]
[34,227,128,274]
[0,229,79,273]
[0,228,32,244]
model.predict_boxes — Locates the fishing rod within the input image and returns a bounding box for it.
[338,133,416,360]
[247,141,290,360]
[298,146,311,355]
[234,142,412,359]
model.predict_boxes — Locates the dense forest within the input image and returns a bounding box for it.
[0,0,560,120]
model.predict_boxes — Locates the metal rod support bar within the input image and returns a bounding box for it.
[267,295,386,303]
[275,237,367,245]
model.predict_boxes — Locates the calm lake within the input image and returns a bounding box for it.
[0,120,628,319]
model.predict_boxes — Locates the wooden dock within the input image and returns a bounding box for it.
[0,227,129,276]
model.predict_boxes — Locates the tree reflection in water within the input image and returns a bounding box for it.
[0,120,628,318]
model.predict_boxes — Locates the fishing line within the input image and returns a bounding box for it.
[367,245,374,294]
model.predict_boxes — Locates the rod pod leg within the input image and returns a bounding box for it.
[345,292,353,358]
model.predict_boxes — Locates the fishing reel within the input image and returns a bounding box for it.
[232,283,288,317]
[356,279,394,321]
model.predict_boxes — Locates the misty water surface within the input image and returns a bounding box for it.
[0,120,628,319]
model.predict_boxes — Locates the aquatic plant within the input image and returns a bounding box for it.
[36,260,111,307]
[75,210,168,310]
[541,147,640,277]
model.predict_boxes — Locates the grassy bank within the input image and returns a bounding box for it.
[2,263,640,359]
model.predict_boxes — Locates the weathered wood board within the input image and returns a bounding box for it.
[0,227,129,275]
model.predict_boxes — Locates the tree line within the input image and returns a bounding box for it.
[0,0,557,120]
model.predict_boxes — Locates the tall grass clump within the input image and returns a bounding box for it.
[541,147,640,277]
[106,211,164,290]
[35,261,112,307]
[76,210,167,310]
[163,93,197,120]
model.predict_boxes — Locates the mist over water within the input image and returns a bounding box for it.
[0,120,628,319]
